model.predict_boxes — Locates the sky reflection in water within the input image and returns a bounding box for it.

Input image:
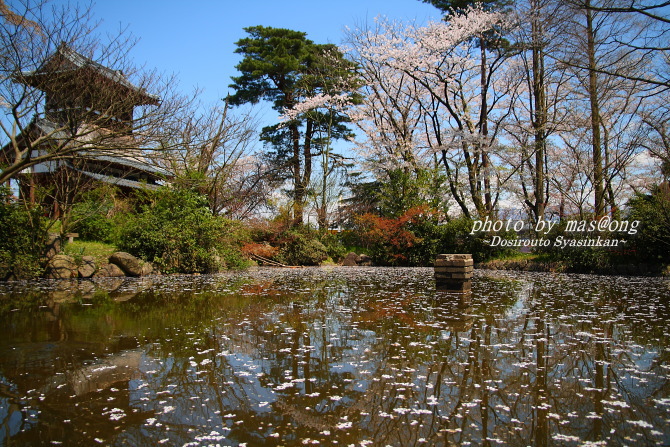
[0,267,669,446]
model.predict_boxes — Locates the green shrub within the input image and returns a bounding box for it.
[0,187,47,280]
[318,231,348,262]
[69,185,124,243]
[439,217,516,263]
[118,187,248,273]
[627,187,670,265]
[534,218,626,273]
[404,213,447,266]
[72,210,115,242]
[274,229,329,266]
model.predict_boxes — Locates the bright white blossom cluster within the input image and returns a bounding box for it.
[358,6,504,74]
[280,93,353,122]
[342,6,504,177]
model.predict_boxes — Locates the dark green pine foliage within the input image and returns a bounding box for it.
[420,0,504,12]
[229,26,358,226]
[229,26,311,111]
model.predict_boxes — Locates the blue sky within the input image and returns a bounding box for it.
[89,0,443,105]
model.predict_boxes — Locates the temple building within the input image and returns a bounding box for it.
[1,43,170,216]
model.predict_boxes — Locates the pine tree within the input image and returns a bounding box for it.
[229,26,356,226]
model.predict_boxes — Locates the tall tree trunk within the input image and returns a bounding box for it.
[290,122,304,226]
[479,38,493,216]
[602,123,619,217]
[532,0,547,223]
[299,118,314,226]
[585,0,605,216]
[317,150,331,231]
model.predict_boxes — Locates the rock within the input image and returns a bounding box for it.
[358,254,374,266]
[78,256,96,278]
[342,252,361,266]
[45,255,78,279]
[140,262,154,276]
[94,263,126,278]
[44,233,62,260]
[109,252,143,277]
[108,252,156,277]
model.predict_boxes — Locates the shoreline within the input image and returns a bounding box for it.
[475,258,668,277]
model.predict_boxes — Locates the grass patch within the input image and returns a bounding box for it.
[45,219,62,234]
[62,240,118,266]
[489,251,560,263]
[491,251,540,261]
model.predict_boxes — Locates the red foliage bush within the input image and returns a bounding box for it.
[354,205,434,265]
[241,242,279,259]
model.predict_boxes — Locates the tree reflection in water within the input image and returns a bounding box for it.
[0,268,669,445]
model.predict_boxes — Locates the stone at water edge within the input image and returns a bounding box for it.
[94,263,126,278]
[78,256,96,278]
[342,252,361,266]
[45,254,78,279]
[109,252,143,277]
[140,262,155,276]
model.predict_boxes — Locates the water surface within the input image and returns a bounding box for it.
[0,267,669,446]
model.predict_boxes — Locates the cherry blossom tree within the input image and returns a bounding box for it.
[346,7,512,218]
[343,20,449,218]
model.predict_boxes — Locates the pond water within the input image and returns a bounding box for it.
[0,267,669,446]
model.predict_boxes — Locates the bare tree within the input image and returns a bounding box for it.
[0,0,40,32]
[587,0,670,23]
[638,90,670,176]
[551,0,659,216]
[500,0,576,223]
[155,98,277,219]
[553,1,670,88]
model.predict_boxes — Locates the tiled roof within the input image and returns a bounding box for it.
[73,168,163,190]
[33,118,169,173]
[81,153,171,177]
[21,43,160,105]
